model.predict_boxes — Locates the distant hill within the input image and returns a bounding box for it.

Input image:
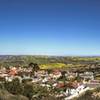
[0,55,100,67]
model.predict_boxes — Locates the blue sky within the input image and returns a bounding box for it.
[0,0,100,55]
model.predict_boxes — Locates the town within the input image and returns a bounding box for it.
[0,61,100,100]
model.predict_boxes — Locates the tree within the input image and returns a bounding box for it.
[29,63,40,76]
[4,78,23,95]
[29,63,40,71]
[23,83,33,100]
[23,83,54,100]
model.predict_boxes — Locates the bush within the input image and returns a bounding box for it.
[4,78,23,95]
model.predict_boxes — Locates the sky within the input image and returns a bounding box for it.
[0,0,100,56]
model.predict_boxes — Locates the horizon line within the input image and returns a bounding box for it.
[0,54,100,57]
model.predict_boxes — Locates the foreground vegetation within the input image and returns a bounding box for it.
[0,78,61,100]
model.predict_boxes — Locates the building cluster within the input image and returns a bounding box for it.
[0,66,100,99]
